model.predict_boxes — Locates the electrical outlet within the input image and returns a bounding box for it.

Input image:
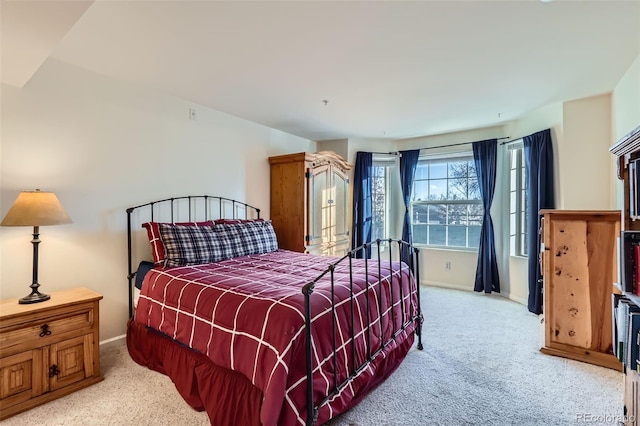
[445,261,451,270]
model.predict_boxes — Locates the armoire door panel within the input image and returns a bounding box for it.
[308,164,330,248]
[333,168,349,243]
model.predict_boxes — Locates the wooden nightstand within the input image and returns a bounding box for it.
[0,287,103,420]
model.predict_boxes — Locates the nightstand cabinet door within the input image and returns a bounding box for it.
[50,334,93,391]
[0,349,45,407]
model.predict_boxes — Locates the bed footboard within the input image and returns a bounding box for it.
[302,239,423,425]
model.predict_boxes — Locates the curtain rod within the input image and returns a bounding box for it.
[370,136,512,156]
[415,137,511,151]
[499,137,524,146]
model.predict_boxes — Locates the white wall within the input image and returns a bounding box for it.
[612,55,640,210]
[316,139,349,160]
[0,59,314,341]
[561,93,613,210]
[612,55,640,142]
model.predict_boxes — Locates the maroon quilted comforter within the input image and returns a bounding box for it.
[134,249,418,425]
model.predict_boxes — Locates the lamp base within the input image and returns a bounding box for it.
[19,290,50,304]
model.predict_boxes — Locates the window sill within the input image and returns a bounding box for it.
[413,244,477,253]
[510,254,529,260]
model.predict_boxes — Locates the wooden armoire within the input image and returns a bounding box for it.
[268,151,352,256]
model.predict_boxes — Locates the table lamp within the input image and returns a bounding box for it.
[1,189,72,304]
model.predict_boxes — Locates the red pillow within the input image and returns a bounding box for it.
[142,221,214,266]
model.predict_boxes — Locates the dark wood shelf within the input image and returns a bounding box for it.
[611,124,640,425]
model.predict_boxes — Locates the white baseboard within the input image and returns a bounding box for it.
[503,292,528,306]
[100,334,126,349]
[422,280,473,292]
[423,280,528,307]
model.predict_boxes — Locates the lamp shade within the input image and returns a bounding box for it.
[1,190,72,226]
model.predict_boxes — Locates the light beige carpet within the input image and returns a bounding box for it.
[2,287,624,425]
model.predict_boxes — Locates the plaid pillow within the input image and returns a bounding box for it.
[158,223,230,267]
[220,220,278,258]
[214,218,264,225]
[142,221,214,266]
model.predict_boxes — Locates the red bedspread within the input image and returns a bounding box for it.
[134,249,418,425]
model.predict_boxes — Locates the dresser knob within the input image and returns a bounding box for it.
[39,324,52,337]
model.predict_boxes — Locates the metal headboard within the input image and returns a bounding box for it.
[126,195,261,317]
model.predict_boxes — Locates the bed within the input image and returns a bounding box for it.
[126,196,424,425]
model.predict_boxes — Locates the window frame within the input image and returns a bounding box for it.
[508,140,528,257]
[410,152,483,251]
[371,154,395,246]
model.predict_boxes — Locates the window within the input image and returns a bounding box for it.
[411,154,482,249]
[371,156,393,242]
[509,142,528,256]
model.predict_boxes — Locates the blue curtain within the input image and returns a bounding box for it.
[524,129,555,314]
[351,152,373,258]
[472,139,500,293]
[399,149,420,264]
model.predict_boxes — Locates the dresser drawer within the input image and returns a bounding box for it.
[0,307,94,355]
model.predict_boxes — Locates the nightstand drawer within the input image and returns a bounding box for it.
[0,307,94,355]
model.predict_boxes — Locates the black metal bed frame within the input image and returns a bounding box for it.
[126,195,423,426]
[126,195,261,318]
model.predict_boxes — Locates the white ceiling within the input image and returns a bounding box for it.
[2,0,639,141]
